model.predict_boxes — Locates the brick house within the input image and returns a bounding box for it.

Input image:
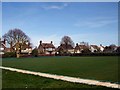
[38,41,55,55]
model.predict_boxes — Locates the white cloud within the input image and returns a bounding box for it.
[74,17,117,28]
[41,3,68,10]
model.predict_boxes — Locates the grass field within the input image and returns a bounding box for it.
[3,69,115,89]
[2,56,118,83]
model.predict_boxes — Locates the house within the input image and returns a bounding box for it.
[90,45,100,53]
[99,44,104,52]
[74,43,90,53]
[116,46,120,53]
[21,42,32,54]
[38,41,55,55]
[13,41,32,54]
[103,44,117,53]
[56,44,74,54]
[0,39,6,54]
[5,48,11,52]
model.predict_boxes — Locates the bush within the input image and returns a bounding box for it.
[32,48,38,57]
[3,52,16,58]
[81,49,91,53]
[70,52,120,56]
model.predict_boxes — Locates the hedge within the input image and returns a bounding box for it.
[2,52,16,58]
[70,52,120,56]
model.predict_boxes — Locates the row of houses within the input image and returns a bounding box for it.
[0,39,32,55]
[0,39,119,55]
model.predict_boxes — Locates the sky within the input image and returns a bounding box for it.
[2,2,118,47]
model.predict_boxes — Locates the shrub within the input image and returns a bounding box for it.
[70,52,120,56]
[3,52,16,58]
[32,48,38,57]
[81,49,91,53]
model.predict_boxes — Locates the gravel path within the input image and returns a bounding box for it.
[0,66,119,89]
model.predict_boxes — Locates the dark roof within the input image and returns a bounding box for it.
[56,46,64,51]
[59,44,74,49]
[75,44,89,50]
[79,45,89,49]
[39,43,55,48]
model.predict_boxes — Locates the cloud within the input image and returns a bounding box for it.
[41,3,68,10]
[74,17,117,28]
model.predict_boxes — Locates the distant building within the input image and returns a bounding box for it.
[74,43,90,53]
[38,41,55,55]
[0,39,6,54]
[99,44,104,52]
[56,44,74,54]
[90,45,100,53]
[103,44,117,53]
[13,41,32,54]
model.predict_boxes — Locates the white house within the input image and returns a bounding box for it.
[89,45,99,52]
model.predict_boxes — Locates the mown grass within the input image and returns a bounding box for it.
[2,56,119,83]
[2,70,115,89]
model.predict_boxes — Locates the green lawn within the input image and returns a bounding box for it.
[2,56,119,83]
[3,69,114,89]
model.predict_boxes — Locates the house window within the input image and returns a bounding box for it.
[46,48,52,51]
[0,48,4,50]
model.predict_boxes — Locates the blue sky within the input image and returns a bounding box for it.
[2,2,118,47]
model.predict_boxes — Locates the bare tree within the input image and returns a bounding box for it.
[2,28,30,58]
[60,36,74,53]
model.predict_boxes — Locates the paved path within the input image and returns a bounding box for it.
[0,66,119,89]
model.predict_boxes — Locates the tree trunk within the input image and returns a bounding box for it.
[17,53,20,58]
[16,50,20,58]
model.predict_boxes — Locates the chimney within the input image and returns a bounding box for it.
[100,44,102,46]
[28,42,30,46]
[51,41,53,44]
[40,40,42,45]
[3,39,6,45]
[76,43,78,46]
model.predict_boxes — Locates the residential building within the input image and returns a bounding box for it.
[99,44,104,52]
[56,44,74,54]
[90,45,100,53]
[38,41,55,55]
[74,43,90,53]
[13,41,32,54]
